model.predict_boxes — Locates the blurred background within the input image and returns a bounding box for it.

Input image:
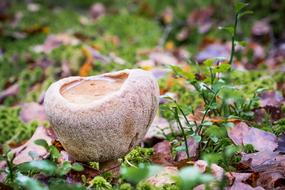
[0,0,284,106]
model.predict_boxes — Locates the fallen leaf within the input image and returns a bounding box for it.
[210,163,224,181]
[33,34,79,53]
[79,47,93,76]
[265,43,285,69]
[227,122,278,152]
[146,167,178,187]
[257,170,285,189]
[151,140,174,166]
[11,126,56,165]
[144,116,170,140]
[19,102,47,123]
[243,42,266,69]
[196,43,230,63]
[193,160,224,180]
[187,7,214,34]
[241,151,281,168]
[149,52,178,66]
[137,59,155,70]
[194,160,208,172]
[0,83,18,103]
[27,3,40,12]
[90,3,105,21]
[251,20,271,43]
[259,91,284,107]
[226,172,252,186]
[226,182,265,190]
[61,61,71,78]
[160,7,173,25]
[276,134,285,153]
[175,137,199,161]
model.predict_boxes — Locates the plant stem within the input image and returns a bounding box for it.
[175,102,196,131]
[197,89,220,135]
[174,107,190,159]
[229,12,239,65]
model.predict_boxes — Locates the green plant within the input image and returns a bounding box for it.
[123,147,154,167]
[0,106,37,144]
[219,2,252,66]
[88,176,112,189]
[157,3,259,174]
[120,164,214,190]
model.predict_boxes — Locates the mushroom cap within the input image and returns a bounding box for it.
[44,69,159,162]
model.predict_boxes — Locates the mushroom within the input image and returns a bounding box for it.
[44,69,159,162]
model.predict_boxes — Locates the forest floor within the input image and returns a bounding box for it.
[0,1,285,190]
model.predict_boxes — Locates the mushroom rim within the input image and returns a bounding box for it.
[44,69,155,110]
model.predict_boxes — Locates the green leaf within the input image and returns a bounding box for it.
[7,151,14,162]
[28,151,38,160]
[175,145,186,152]
[178,167,213,190]
[49,145,60,160]
[205,125,226,138]
[192,135,202,142]
[235,2,249,12]
[16,173,48,190]
[184,72,195,81]
[236,40,248,47]
[170,65,195,81]
[238,10,253,18]
[120,164,162,184]
[17,160,56,176]
[170,65,184,76]
[72,163,84,172]
[201,121,213,126]
[202,153,223,164]
[214,63,231,73]
[218,26,234,35]
[57,161,72,176]
[224,122,235,128]
[225,145,239,157]
[203,59,215,67]
[34,139,49,150]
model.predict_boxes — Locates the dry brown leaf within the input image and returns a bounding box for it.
[151,140,174,166]
[226,172,252,186]
[187,7,214,34]
[226,182,265,190]
[90,3,105,21]
[33,34,79,53]
[11,126,56,165]
[196,43,230,63]
[146,167,178,187]
[0,84,18,103]
[160,8,173,25]
[257,170,285,189]
[144,116,170,140]
[176,137,199,161]
[79,47,93,76]
[227,122,278,152]
[149,52,178,66]
[19,102,47,123]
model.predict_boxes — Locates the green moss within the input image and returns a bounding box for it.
[124,147,154,166]
[243,144,256,154]
[0,106,37,144]
[137,181,158,190]
[88,13,162,62]
[119,183,132,190]
[88,176,112,190]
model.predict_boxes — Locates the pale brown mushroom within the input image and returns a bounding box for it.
[44,69,159,162]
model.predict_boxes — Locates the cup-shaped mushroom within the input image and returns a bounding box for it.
[44,69,159,162]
